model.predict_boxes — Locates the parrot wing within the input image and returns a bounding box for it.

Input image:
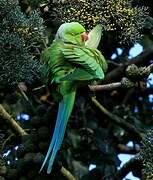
[85,24,102,49]
[60,68,95,81]
[61,45,105,80]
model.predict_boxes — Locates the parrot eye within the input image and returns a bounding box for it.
[70,32,84,36]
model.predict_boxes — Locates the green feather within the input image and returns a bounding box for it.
[60,68,97,81]
[62,45,105,79]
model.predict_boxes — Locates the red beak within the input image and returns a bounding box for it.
[81,32,88,42]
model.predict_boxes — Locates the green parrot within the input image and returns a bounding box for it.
[39,22,107,174]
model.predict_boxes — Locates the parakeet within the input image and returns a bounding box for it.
[39,22,107,174]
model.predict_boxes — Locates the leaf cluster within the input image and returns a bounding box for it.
[140,129,153,178]
[0,0,45,86]
[47,0,150,44]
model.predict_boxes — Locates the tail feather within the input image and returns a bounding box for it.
[40,91,76,173]
[47,100,68,173]
[39,102,65,172]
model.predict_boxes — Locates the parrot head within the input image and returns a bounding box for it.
[55,22,88,45]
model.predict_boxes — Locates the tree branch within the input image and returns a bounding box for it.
[0,105,28,136]
[0,155,7,177]
[60,166,76,180]
[115,155,142,179]
[146,63,153,72]
[91,97,142,142]
[104,46,153,83]
[89,62,153,92]
[117,144,140,154]
[89,82,121,91]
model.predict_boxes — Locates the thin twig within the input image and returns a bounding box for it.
[117,144,140,154]
[0,105,28,136]
[91,97,142,142]
[18,83,35,111]
[60,166,76,180]
[1,134,15,152]
[89,82,121,91]
[18,84,29,102]
[146,63,153,72]
[32,85,45,91]
[107,60,122,67]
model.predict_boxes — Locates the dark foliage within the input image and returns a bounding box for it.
[0,0,153,180]
[140,129,153,179]
[0,0,45,86]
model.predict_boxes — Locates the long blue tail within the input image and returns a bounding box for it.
[39,91,76,173]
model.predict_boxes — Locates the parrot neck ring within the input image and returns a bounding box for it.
[81,32,89,42]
